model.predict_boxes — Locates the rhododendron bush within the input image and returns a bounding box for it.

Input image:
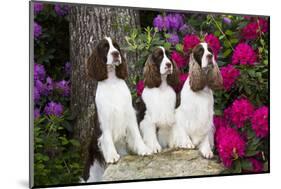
[126,13,269,173]
[33,3,82,186]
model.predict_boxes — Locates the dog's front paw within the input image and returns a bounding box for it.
[149,142,162,153]
[200,149,214,159]
[105,152,120,164]
[186,140,195,149]
[137,145,153,156]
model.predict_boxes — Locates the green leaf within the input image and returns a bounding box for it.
[69,139,80,147]
[233,160,242,173]
[175,44,183,53]
[163,42,171,50]
[225,30,233,36]
[223,49,232,58]
[241,159,253,171]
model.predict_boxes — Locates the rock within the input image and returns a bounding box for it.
[102,149,225,181]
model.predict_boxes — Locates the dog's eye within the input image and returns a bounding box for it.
[208,47,213,53]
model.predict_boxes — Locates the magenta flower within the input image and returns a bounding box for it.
[205,34,221,58]
[167,33,179,45]
[224,98,255,128]
[54,4,69,16]
[136,80,144,96]
[171,51,186,69]
[44,101,64,117]
[242,18,268,40]
[214,116,229,130]
[55,80,70,96]
[220,64,240,91]
[34,3,44,14]
[34,63,46,81]
[174,73,188,93]
[34,108,41,119]
[251,106,268,138]
[215,126,246,167]
[232,43,257,65]
[183,35,200,53]
[34,22,42,39]
[249,158,264,173]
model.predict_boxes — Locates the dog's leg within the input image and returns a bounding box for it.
[85,160,105,182]
[198,131,214,159]
[140,116,162,153]
[98,129,120,163]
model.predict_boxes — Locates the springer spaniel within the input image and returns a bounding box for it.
[83,37,151,182]
[174,42,223,158]
[138,46,180,153]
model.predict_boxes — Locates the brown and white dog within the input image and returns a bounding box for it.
[83,37,151,182]
[174,42,223,158]
[138,46,180,153]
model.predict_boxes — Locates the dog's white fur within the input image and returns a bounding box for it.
[174,43,216,159]
[140,47,178,153]
[87,37,151,182]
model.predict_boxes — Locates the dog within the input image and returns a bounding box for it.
[174,42,223,158]
[83,37,151,182]
[138,46,180,153]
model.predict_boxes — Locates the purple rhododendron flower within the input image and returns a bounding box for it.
[165,13,184,31]
[34,22,42,39]
[55,80,70,96]
[251,106,268,138]
[215,126,246,167]
[136,80,144,97]
[34,63,46,81]
[179,24,195,35]
[167,33,179,45]
[34,79,45,95]
[220,64,240,91]
[223,17,232,25]
[153,15,165,31]
[171,51,186,69]
[44,101,64,116]
[45,77,54,94]
[232,43,257,65]
[54,4,69,16]
[34,3,44,14]
[34,87,40,103]
[34,108,41,119]
[224,98,254,128]
[183,34,200,53]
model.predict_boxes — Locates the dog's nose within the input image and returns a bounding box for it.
[112,51,120,58]
[166,63,172,68]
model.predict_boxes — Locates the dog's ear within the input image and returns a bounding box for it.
[143,55,162,88]
[207,62,223,90]
[86,48,108,81]
[115,50,128,80]
[167,60,179,87]
[189,54,207,92]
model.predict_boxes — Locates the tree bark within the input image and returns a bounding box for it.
[69,5,140,164]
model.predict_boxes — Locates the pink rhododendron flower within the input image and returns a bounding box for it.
[232,43,257,65]
[214,116,229,130]
[215,126,246,167]
[242,18,268,40]
[171,51,186,69]
[174,73,188,93]
[224,98,254,128]
[251,106,268,138]
[136,80,144,96]
[220,64,240,90]
[249,158,264,173]
[183,35,200,53]
[205,34,221,58]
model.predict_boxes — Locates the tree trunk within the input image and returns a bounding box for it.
[69,5,140,165]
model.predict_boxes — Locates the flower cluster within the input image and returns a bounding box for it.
[167,33,179,45]
[232,43,257,65]
[44,101,64,117]
[183,34,200,53]
[174,73,188,93]
[224,98,254,128]
[171,51,187,69]
[220,64,240,91]
[215,126,246,167]
[34,22,42,39]
[54,4,69,16]
[249,158,264,173]
[251,106,269,138]
[34,3,44,14]
[153,13,185,32]
[241,18,268,40]
[205,34,221,58]
[136,80,145,97]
